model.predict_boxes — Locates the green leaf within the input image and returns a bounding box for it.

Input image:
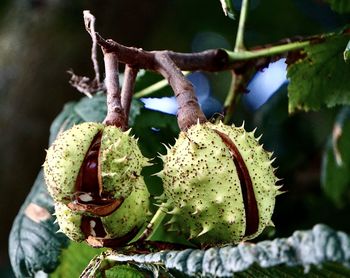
[8,170,69,278]
[49,94,142,140]
[132,108,179,197]
[49,94,107,144]
[287,34,350,113]
[73,93,108,123]
[50,242,103,278]
[321,107,350,207]
[128,99,144,127]
[101,266,145,278]
[132,108,179,158]
[325,0,350,14]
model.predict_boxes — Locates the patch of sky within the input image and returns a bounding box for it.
[244,58,287,110]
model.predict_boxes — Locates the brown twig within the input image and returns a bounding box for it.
[82,11,320,131]
[83,11,126,129]
[95,33,231,72]
[155,52,207,130]
[83,10,101,85]
[94,34,209,130]
[103,50,127,129]
[68,11,105,97]
[121,65,139,122]
[91,32,281,130]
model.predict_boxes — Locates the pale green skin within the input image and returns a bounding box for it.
[44,122,102,203]
[101,180,150,238]
[55,202,85,242]
[55,184,150,242]
[160,122,280,244]
[43,122,149,203]
[100,125,149,197]
[45,122,150,243]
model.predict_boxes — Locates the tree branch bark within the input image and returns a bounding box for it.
[102,49,127,129]
[121,65,138,123]
[83,11,323,131]
[95,34,231,72]
[155,52,207,131]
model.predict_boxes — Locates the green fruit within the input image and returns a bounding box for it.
[159,121,281,244]
[43,122,150,247]
[44,122,148,204]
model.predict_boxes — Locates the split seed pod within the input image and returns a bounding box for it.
[44,122,150,247]
[160,121,281,245]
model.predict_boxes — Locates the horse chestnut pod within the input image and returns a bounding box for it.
[43,122,150,247]
[159,121,281,244]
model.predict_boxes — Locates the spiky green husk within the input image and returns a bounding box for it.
[160,121,280,244]
[44,122,104,203]
[54,202,85,242]
[43,122,149,203]
[54,185,150,241]
[210,122,278,241]
[100,126,149,199]
[101,182,150,238]
[44,122,151,245]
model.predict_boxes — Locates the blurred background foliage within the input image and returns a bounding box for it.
[1,0,350,277]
